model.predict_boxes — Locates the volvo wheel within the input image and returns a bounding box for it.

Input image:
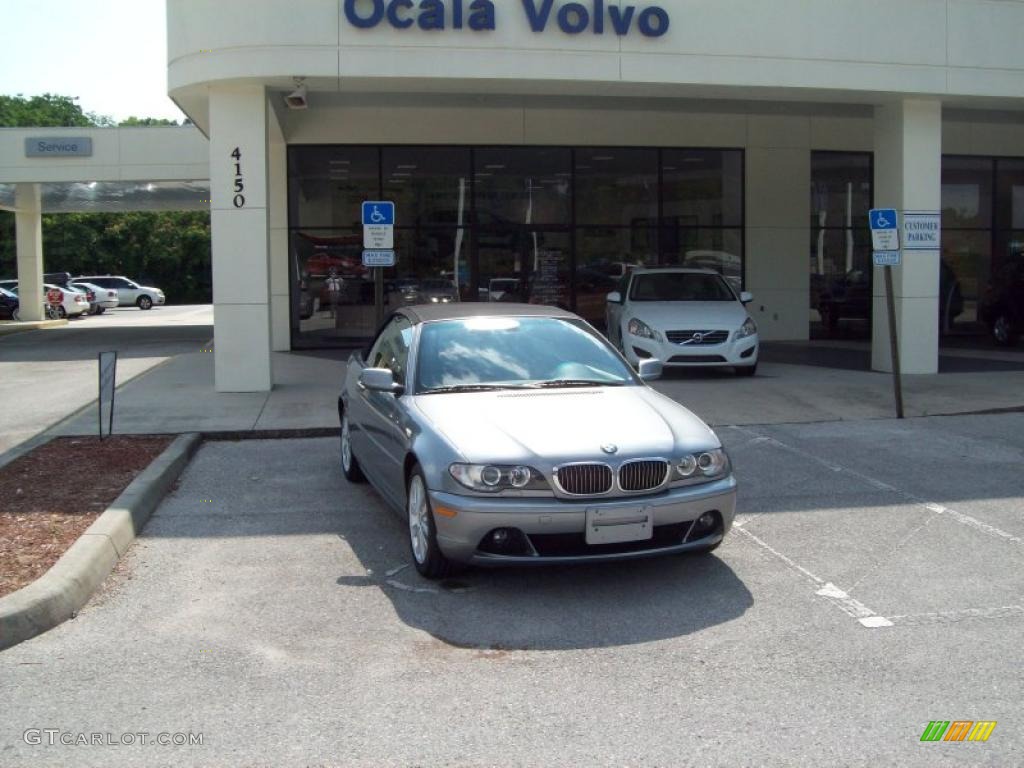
[137,295,153,310]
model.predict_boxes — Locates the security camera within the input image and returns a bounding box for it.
[285,80,308,110]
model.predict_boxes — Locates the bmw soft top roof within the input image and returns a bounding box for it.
[400,302,578,324]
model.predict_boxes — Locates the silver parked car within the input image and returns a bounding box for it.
[339,304,736,578]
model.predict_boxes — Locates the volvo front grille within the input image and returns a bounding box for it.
[666,329,730,346]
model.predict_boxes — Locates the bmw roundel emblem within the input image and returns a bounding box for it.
[601,443,618,455]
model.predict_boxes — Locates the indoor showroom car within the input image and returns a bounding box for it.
[606,268,759,376]
[338,304,736,578]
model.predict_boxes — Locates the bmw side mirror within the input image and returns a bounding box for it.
[637,359,663,382]
[740,291,754,304]
[358,367,404,396]
[606,291,622,304]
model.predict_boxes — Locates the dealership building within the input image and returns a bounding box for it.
[1,0,1023,392]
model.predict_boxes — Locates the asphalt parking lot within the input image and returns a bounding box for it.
[2,414,1022,767]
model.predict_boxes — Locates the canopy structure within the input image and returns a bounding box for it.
[0,180,210,214]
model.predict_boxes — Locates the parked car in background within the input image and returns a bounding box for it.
[0,286,20,321]
[980,259,1024,347]
[73,275,165,310]
[13,283,89,318]
[70,281,118,314]
[606,268,759,376]
[419,279,459,304]
[339,304,735,577]
[817,260,963,336]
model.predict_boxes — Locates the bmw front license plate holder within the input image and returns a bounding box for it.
[585,507,653,545]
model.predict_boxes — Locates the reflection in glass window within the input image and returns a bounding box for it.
[660,228,744,293]
[810,152,873,339]
[382,147,471,228]
[575,148,658,226]
[288,147,378,229]
[942,157,993,229]
[995,158,1024,232]
[663,150,743,227]
[474,148,571,226]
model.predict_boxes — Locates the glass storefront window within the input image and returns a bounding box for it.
[288,145,746,345]
[575,148,658,227]
[661,228,745,293]
[810,152,873,339]
[474,148,571,226]
[663,150,743,228]
[288,147,378,229]
[381,147,472,228]
[995,159,1024,231]
[942,157,993,230]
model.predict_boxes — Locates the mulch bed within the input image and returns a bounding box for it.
[0,436,173,598]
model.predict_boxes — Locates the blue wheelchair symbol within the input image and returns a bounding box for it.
[362,201,394,227]
[870,209,897,230]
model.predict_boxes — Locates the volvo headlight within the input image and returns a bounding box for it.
[736,317,757,340]
[449,464,549,493]
[675,449,730,482]
[628,318,659,341]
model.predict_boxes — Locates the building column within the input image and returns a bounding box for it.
[15,184,45,322]
[267,100,291,353]
[872,100,942,374]
[209,86,273,392]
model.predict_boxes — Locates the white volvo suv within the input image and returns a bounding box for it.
[606,268,759,376]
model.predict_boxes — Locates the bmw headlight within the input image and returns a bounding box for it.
[674,449,730,483]
[628,318,660,341]
[736,317,757,340]
[449,464,549,493]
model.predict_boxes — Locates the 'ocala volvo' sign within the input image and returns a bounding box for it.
[343,0,670,37]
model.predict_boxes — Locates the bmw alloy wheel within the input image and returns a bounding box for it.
[408,475,429,565]
[993,314,1012,346]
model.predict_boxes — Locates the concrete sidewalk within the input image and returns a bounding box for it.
[46,344,1024,439]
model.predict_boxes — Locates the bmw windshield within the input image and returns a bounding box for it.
[415,316,636,394]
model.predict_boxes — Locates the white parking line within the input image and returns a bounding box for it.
[734,526,891,628]
[728,425,1022,547]
[885,605,1024,626]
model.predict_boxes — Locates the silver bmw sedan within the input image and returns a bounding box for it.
[338,304,736,578]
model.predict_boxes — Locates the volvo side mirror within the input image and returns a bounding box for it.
[740,291,754,304]
[606,291,622,304]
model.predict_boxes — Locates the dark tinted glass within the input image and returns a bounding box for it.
[288,147,378,229]
[382,147,471,227]
[942,157,993,229]
[575,148,657,226]
[810,153,872,229]
[663,150,743,227]
[474,148,571,226]
[995,158,1024,231]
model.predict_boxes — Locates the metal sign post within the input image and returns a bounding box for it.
[98,351,118,439]
[869,209,904,419]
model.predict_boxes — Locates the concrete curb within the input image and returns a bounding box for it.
[0,432,202,652]
[0,319,69,336]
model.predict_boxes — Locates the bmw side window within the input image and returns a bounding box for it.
[367,316,412,385]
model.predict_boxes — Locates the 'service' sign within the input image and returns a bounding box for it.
[26,137,93,158]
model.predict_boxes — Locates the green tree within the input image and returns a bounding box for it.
[119,116,179,127]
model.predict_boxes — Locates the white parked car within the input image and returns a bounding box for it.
[40,283,90,318]
[606,268,759,377]
[73,275,165,310]
[70,281,119,314]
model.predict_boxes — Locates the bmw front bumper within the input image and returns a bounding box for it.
[430,477,736,566]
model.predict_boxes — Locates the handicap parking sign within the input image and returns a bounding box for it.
[868,208,899,252]
[869,209,897,231]
[362,201,395,227]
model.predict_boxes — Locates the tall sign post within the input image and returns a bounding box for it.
[98,351,118,439]
[362,201,395,328]
[869,209,904,419]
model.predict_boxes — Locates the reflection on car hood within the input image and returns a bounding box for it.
[627,301,747,330]
[413,386,718,465]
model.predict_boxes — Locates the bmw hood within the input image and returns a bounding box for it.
[628,301,748,331]
[412,387,719,465]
